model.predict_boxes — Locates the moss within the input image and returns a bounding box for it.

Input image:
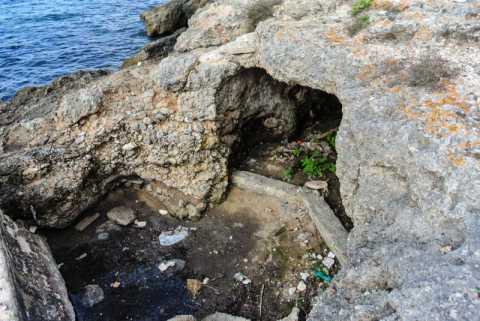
[351,0,374,16]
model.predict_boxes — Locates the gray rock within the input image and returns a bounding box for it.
[141,0,209,37]
[159,227,190,246]
[122,28,185,68]
[0,210,75,321]
[107,206,136,226]
[81,284,104,307]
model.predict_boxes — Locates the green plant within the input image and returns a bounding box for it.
[348,15,371,36]
[325,132,337,149]
[300,151,337,178]
[351,0,374,16]
[292,147,302,158]
[301,156,323,177]
[283,167,294,181]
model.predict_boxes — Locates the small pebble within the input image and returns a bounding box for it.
[297,281,307,292]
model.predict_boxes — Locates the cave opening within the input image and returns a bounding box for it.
[222,68,353,231]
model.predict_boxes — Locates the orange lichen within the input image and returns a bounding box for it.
[448,151,466,167]
[325,29,346,44]
[356,64,377,81]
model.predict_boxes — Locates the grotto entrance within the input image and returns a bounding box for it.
[228,72,352,231]
[41,69,350,321]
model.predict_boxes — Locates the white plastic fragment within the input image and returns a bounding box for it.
[159,226,190,246]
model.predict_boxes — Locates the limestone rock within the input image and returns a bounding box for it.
[141,0,209,37]
[122,28,185,68]
[107,206,136,226]
[0,210,74,321]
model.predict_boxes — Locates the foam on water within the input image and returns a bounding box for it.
[0,0,164,101]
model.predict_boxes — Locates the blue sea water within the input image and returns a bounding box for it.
[0,0,165,101]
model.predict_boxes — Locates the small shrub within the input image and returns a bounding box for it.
[351,0,374,16]
[246,0,283,30]
[409,56,453,88]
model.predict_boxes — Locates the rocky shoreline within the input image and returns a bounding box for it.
[1,0,479,320]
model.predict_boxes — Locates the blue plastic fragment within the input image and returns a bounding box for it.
[313,270,333,283]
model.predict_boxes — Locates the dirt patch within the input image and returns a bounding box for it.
[43,184,338,321]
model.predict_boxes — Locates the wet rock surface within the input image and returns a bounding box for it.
[44,185,337,321]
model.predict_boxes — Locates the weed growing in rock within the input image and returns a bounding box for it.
[348,15,371,36]
[409,56,453,88]
[351,0,374,16]
[246,0,283,30]
[301,151,336,178]
[325,132,337,149]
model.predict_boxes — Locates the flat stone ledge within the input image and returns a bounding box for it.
[231,171,348,265]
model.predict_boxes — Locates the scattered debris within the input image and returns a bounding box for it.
[75,213,100,232]
[234,272,251,285]
[159,226,190,246]
[300,272,309,281]
[107,206,136,226]
[111,281,121,288]
[187,279,202,298]
[304,180,328,191]
[81,284,105,307]
[297,281,307,292]
[75,253,87,261]
[313,270,333,283]
[134,220,147,228]
[158,259,186,273]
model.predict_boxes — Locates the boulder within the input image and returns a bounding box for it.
[141,0,210,37]
[0,210,74,321]
[122,28,185,68]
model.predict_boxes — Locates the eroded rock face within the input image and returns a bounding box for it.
[1,0,480,319]
[0,46,299,226]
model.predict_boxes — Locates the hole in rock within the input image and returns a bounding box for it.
[222,69,352,231]
[39,68,350,321]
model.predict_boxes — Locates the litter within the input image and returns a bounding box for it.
[233,272,251,285]
[313,270,333,283]
[159,226,190,246]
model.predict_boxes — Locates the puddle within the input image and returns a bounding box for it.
[43,185,338,321]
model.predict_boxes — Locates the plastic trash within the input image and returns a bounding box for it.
[313,269,333,283]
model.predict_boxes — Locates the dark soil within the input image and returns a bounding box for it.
[43,186,337,321]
